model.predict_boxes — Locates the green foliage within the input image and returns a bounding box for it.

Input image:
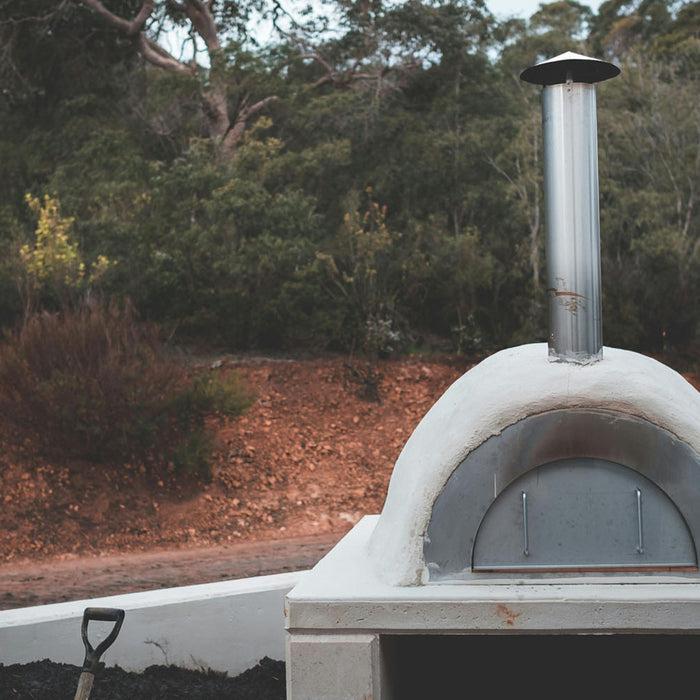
[0,301,250,474]
[2,0,700,361]
[589,0,679,58]
[17,193,113,319]
[164,370,254,473]
[598,54,700,350]
[188,371,254,418]
[312,189,406,358]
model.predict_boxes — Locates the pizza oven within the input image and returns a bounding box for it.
[285,53,700,699]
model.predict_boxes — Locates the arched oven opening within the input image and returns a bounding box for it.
[425,410,700,579]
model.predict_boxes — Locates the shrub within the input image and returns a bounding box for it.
[165,370,254,473]
[0,301,251,474]
[311,189,407,359]
[16,194,113,322]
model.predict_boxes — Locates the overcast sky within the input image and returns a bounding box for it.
[488,0,605,20]
[165,1,608,60]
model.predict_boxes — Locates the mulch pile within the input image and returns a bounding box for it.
[0,657,285,699]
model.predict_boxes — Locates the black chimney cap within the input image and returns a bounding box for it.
[520,51,620,86]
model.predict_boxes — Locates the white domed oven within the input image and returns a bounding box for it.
[285,53,700,699]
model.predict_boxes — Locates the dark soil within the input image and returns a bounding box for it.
[0,657,285,699]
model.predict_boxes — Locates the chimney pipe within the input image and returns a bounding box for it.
[521,52,620,364]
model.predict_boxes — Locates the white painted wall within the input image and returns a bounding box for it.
[0,571,304,676]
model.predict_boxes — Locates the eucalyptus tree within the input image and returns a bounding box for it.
[71,0,289,155]
[296,1,506,348]
[597,54,700,351]
[589,0,684,59]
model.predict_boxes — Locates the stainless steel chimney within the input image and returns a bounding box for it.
[521,52,620,364]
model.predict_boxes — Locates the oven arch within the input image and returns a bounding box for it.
[425,410,700,581]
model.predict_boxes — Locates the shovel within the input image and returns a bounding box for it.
[74,607,125,700]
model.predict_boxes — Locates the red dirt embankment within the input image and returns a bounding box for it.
[0,354,475,608]
[3,352,699,609]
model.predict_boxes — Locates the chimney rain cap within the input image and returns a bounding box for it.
[520,51,620,86]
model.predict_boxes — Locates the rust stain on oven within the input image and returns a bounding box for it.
[547,281,586,316]
[495,604,521,627]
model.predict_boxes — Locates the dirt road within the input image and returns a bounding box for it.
[0,533,343,609]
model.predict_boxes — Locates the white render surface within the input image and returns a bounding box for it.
[367,343,700,585]
[286,633,381,700]
[286,517,700,634]
[0,571,302,675]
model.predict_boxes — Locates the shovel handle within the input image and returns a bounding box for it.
[79,607,125,675]
[74,671,95,700]
[75,608,125,700]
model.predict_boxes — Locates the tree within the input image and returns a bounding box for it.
[288,0,491,90]
[589,0,682,59]
[73,0,284,155]
[0,0,141,206]
[598,55,700,350]
[655,1,700,57]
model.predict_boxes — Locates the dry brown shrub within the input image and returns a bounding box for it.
[0,301,248,472]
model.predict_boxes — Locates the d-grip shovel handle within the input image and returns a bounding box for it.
[75,608,125,700]
[80,607,125,674]
[80,608,124,675]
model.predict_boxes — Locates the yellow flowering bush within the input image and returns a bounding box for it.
[19,194,113,318]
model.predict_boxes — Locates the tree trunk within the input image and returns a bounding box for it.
[202,87,231,142]
[78,0,279,157]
